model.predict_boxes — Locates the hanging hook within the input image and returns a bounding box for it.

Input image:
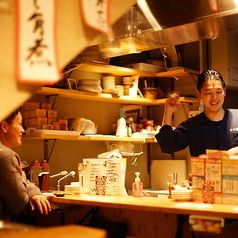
[131,157,138,166]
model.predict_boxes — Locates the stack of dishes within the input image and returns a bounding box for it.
[171,189,193,201]
[102,76,115,89]
[78,79,102,93]
[65,182,80,194]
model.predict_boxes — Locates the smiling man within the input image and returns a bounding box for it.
[156,69,238,157]
[0,107,53,221]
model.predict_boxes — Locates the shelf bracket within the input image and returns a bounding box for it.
[147,143,151,175]
[44,139,49,162]
[44,139,57,163]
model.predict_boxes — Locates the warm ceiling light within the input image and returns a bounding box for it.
[233,0,238,7]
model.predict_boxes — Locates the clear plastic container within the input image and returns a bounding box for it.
[30,160,41,187]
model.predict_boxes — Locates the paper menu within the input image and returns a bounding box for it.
[83,158,123,196]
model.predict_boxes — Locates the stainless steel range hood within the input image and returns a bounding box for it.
[76,0,238,62]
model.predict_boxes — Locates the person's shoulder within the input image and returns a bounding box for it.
[0,142,13,154]
[0,143,16,163]
[227,108,238,114]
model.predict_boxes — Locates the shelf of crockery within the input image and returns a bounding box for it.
[34,87,199,106]
[22,133,157,143]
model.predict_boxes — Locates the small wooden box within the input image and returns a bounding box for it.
[31,117,47,126]
[53,122,68,130]
[42,125,53,130]
[24,118,31,127]
[29,109,46,118]
[23,102,40,110]
[48,118,57,125]
[47,110,58,118]
[41,102,52,110]
[23,110,30,119]
[58,118,68,126]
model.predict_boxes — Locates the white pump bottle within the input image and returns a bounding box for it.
[132,172,143,197]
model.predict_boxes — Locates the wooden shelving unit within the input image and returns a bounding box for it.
[25,63,199,143]
[35,86,199,106]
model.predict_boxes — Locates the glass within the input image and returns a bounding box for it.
[78,162,90,197]
[38,172,50,192]
[167,171,178,198]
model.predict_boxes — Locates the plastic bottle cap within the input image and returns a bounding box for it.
[135,172,141,182]
[32,160,40,166]
[41,160,49,166]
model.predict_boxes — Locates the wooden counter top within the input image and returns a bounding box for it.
[50,194,238,219]
[0,224,106,238]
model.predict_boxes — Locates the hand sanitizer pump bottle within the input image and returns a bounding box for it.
[132,172,143,197]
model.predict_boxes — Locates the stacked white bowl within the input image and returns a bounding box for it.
[78,79,102,93]
[64,182,80,194]
[102,76,115,89]
[171,189,193,201]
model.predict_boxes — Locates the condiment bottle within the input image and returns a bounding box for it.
[132,172,143,197]
[116,108,127,137]
[116,117,127,136]
[146,120,154,132]
[41,160,50,173]
[30,160,41,187]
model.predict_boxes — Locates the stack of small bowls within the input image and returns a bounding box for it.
[78,79,102,93]
[171,189,193,201]
[102,76,115,90]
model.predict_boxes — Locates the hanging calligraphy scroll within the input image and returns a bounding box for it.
[80,0,110,34]
[15,0,62,85]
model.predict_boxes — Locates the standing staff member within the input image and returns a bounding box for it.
[156,69,238,157]
[0,107,53,221]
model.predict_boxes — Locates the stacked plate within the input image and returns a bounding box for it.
[78,79,102,93]
[102,76,115,89]
[171,189,193,201]
[65,182,80,194]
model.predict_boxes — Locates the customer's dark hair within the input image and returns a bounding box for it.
[4,106,22,123]
[197,70,226,92]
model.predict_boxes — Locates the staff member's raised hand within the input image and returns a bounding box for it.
[165,96,182,114]
[162,96,181,126]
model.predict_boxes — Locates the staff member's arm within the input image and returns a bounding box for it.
[162,96,181,126]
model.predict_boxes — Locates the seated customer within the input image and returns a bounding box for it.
[156,69,238,157]
[0,107,53,221]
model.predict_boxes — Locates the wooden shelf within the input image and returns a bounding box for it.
[35,87,199,106]
[23,133,156,143]
[74,62,199,78]
[30,64,199,143]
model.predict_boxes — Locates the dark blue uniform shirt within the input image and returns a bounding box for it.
[155,109,238,157]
